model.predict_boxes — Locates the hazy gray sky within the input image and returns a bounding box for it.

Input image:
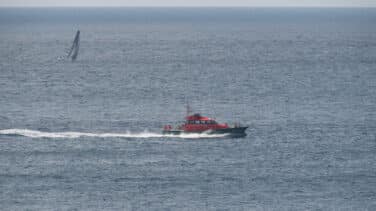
[1,0,375,7]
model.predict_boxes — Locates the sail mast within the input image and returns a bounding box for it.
[67,30,80,61]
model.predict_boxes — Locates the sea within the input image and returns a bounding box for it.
[0,8,375,210]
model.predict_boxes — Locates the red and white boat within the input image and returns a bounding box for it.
[163,113,248,138]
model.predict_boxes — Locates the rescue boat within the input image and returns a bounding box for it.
[163,113,248,138]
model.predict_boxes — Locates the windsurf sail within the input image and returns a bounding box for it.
[67,30,80,61]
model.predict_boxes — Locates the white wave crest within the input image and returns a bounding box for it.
[0,129,227,139]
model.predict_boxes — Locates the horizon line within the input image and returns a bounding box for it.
[0,6,375,8]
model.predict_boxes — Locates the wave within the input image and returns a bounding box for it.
[0,129,227,139]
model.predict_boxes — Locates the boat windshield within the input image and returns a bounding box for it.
[186,120,217,124]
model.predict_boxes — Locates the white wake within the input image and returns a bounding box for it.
[0,129,227,139]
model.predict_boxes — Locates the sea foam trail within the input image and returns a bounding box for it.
[0,129,227,139]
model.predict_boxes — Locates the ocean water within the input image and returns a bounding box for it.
[0,8,376,210]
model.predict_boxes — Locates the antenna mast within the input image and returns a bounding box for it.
[186,104,191,117]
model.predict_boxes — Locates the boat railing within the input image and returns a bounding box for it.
[233,122,243,128]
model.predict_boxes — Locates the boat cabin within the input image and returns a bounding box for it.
[182,113,229,132]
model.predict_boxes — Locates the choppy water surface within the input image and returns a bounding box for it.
[0,8,376,210]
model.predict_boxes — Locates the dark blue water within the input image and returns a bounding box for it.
[0,8,376,210]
